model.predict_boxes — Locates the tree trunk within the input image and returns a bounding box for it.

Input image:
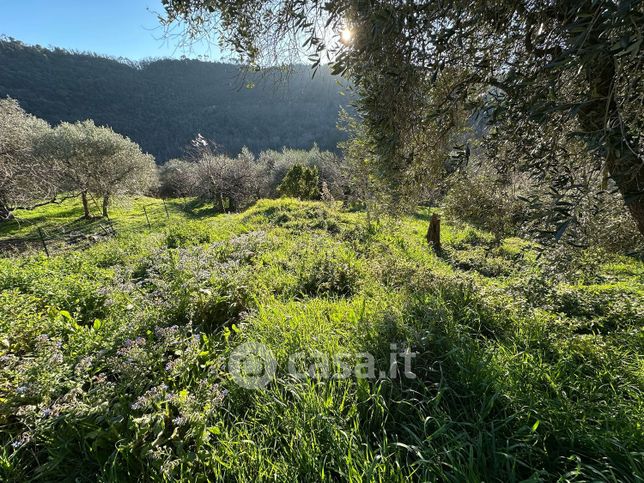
[217,194,226,213]
[0,202,13,221]
[102,193,110,218]
[578,44,644,238]
[81,191,91,219]
[426,213,441,252]
[607,146,644,237]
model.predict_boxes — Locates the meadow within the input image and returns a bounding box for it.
[0,197,642,481]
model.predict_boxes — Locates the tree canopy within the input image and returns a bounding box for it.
[160,0,644,237]
[37,120,157,217]
[0,98,53,218]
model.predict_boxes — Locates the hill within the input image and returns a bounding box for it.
[0,39,350,162]
[0,197,642,480]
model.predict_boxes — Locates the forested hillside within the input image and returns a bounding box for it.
[0,39,349,162]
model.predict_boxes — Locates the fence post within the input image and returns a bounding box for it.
[38,227,50,257]
[163,199,170,219]
[143,206,151,228]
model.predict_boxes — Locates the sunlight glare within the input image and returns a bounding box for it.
[341,28,352,44]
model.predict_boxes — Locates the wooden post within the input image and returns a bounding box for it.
[163,199,170,219]
[426,213,441,252]
[38,227,50,257]
[143,206,151,228]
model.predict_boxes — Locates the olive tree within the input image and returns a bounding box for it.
[159,158,199,198]
[38,120,157,218]
[192,150,258,212]
[90,137,158,217]
[161,0,644,239]
[0,98,55,219]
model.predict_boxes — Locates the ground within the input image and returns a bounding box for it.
[0,197,642,481]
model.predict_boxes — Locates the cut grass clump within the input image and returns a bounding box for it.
[297,250,362,298]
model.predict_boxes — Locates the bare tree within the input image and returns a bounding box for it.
[159,158,199,199]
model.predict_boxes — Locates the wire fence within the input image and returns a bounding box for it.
[0,199,184,258]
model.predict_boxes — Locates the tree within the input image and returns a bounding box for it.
[159,141,348,205]
[160,0,644,238]
[189,141,258,212]
[38,120,157,218]
[90,136,157,218]
[160,158,199,198]
[0,98,55,219]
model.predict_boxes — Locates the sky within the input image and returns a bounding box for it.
[0,0,222,60]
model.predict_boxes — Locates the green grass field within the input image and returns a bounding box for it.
[0,197,642,481]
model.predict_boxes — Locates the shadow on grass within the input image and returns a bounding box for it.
[178,199,225,220]
[353,275,643,480]
[0,206,86,236]
[412,210,434,223]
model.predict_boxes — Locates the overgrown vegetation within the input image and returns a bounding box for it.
[159,141,345,212]
[1,2,643,480]
[0,197,641,481]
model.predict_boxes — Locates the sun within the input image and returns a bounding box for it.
[340,28,352,44]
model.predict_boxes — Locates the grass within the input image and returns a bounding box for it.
[0,196,192,239]
[0,197,642,481]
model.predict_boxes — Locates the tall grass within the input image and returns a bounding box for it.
[0,198,642,481]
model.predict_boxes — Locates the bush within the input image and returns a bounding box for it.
[159,159,197,198]
[443,174,523,239]
[277,165,320,200]
[579,190,643,254]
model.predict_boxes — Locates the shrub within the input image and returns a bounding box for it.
[443,174,523,239]
[277,165,320,200]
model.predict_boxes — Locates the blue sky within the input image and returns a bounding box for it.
[0,0,222,60]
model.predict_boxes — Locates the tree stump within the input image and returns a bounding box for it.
[426,213,441,252]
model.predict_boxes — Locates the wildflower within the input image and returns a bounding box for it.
[172,416,187,426]
[35,334,50,343]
